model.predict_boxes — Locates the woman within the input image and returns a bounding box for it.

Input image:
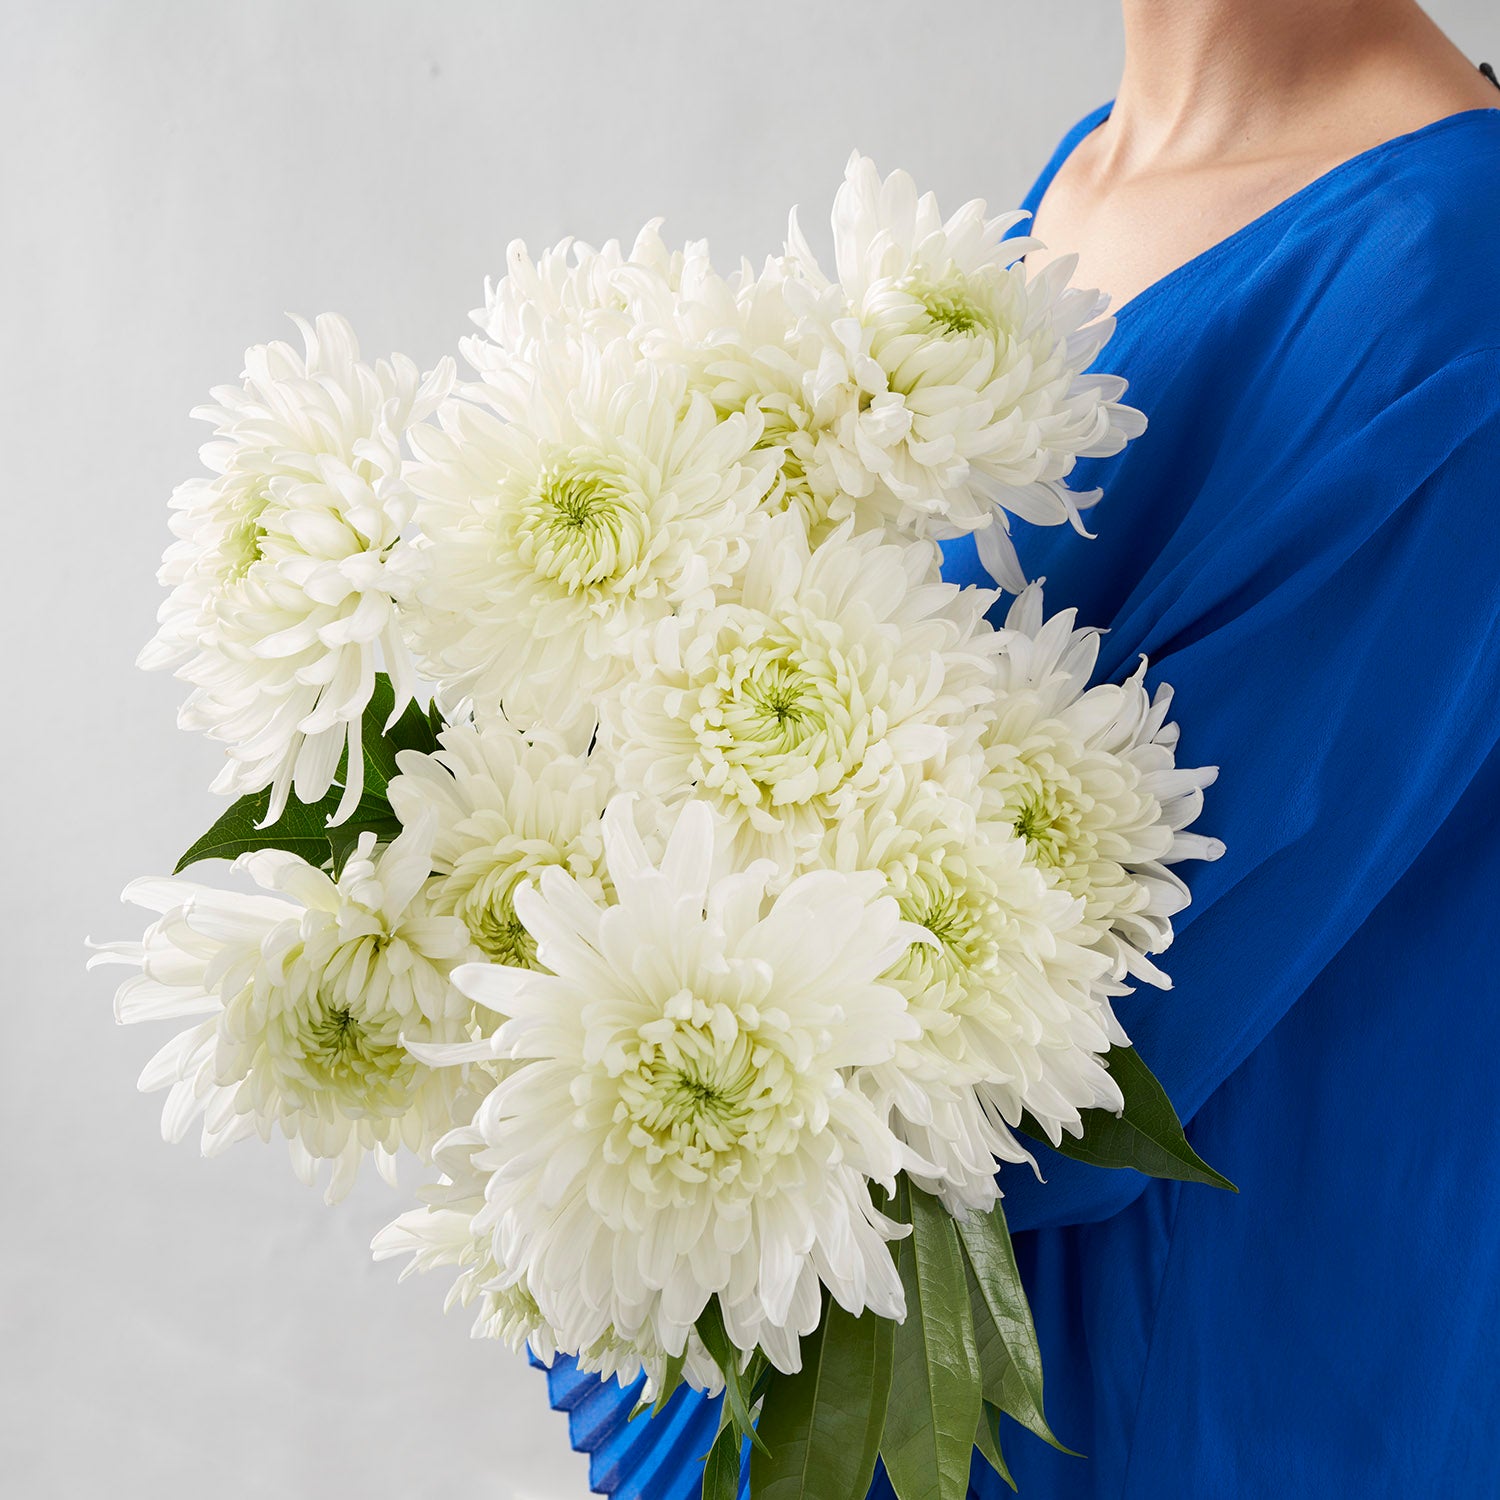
[543,2,1500,1494]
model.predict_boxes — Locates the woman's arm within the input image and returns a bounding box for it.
[1001,348,1500,1232]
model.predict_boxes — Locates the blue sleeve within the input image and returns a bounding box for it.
[998,348,1500,1231]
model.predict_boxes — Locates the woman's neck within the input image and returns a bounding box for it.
[1108,0,1490,169]
[1026,0,1497,311]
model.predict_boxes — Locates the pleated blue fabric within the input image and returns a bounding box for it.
[540,102,1500,1498]
[533,1352,742,1500]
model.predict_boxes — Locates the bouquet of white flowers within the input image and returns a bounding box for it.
[93,154,1230,1499]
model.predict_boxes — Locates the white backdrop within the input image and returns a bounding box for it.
[3,3,1492,1497]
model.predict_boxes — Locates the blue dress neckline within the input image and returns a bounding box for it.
[1027,103,1500,328]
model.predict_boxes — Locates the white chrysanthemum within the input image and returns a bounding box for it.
[697,259,887,539]
[469,225,884,541]
[140,314,453,822]
[606,514,999,878]
[88,820,480,1202]
[785,154,1145,587]
[464,220,728,381]
[827,774,1122,1214]
[570,1322,724,1401]
[983,585,1224,986]
[404,336,776,730]
[417,797,922,1376]
[372,1126,555,1350]
[387,716,612,969]
[464,222,894,543]
[373,1125,722,1396]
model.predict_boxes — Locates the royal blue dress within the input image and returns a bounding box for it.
[539,103,1500,1499]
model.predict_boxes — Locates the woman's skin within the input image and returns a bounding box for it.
[1028,0,1499,311]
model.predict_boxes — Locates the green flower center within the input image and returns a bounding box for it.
[609,993,798,1191]
[450,855,559,969]
[301,1000,411,1101]
[743,659,813,734]
[516,456,648,593]
[547,472,615,531]
[913,890,967,948]
[913,275,998,340]
[712,631,838,784]
[626,1036,758,1157]
[220,489,272,581]
[469,894,539,968]
[1012,785,1085,872]
[675,610,881,834]
[225,520,266,578]
[661,1065,748,1131]
[310,1004,361,1058]
[895,864,1000,987]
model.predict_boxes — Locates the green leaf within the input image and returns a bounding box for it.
[389,691,442,756]
[651,1348,688,1417]
[336,674,440,804]
[1024,1044,1237,1192]
[173,674,443,876]
[701,1421,744,1500]
[174,785,341,873]
[696,1299,769,1456]
[750,1297,895,1500]
[880,1179,984,1500]
[325,803,404,879]
[974,1402,1016,1492]
[748,1353,775,1406]
[957,1202,1076,1456]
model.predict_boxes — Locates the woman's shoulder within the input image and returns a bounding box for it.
[1273,108,1500,365]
